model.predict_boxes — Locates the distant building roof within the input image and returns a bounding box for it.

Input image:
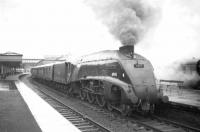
[36,59,65,66]
[0,52,23,56]
[0,52,23,67]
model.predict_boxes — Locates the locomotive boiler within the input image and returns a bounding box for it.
[31,45,168,115]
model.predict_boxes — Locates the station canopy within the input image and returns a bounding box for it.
[0,52,23,67]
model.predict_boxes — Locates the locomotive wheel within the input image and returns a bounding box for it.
[65,88,69,95]
[87,92,95,104]
[107,101,113,111]
[65,87,71,95]
[96,94,106,108]
[150,104,155,114]
[68,87,73,95]
[80,89,87,100]
[121,104,131,116]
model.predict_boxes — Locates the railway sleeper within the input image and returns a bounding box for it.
[142,120,160,124]
[81,128,99,132]
[57,109,73,112]
[156,125,180,131]
[74,122,90,127]
[77,125,95,130]
[60,111,75,115]
[67,118,84,121]
[73,122,90,126]
[56,107,69,110]
[70,120,88,124]
[57,109,71,112]
[62,114,78,117]
[65,116,82,120]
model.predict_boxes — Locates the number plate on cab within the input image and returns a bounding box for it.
[134,63,144,68]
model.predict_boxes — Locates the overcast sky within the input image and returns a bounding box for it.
[0,0,120,58]
[131,0,200,78]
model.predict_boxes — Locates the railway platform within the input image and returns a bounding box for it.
[162,85,200,109]
[0,80,41,132]
[0,74,80,132]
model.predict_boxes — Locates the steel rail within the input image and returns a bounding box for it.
[28,82,111,132]
[24,75,200,132]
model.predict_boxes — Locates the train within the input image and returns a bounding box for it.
[179,59,200,89]
[31,45,168,115]
[180,59,200,75]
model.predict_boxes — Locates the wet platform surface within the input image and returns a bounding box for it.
[162,85,200,108]
[0,80,42,132]
[16,81,80,132]
[0,74,80,132]
[1,74,199,131]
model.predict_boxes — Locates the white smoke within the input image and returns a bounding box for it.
[85,0,200,85]
[85,0,161,45]
[137,0,200,81]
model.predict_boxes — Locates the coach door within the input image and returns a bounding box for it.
[66,63,73,83]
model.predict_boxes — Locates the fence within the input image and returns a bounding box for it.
[158,79,184,96]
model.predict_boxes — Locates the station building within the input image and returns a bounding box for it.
[0,52,23,78]
[0,51,66,78]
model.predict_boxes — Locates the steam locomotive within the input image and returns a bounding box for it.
[181,59,200,75]
[180,59,200,89]
[31,45,168,115]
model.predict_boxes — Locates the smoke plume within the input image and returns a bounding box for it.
[85,0,160,45]
[136,0,200,84]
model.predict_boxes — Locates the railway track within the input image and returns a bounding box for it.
[0,80,17,90]
[129,114,200,132]
[157,101,200,114]
[29,85,111,132]
[154,102,200,130]
[80,100,200,132]
[23,75,200,132]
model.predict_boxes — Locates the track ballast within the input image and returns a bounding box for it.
[24,75,200,132]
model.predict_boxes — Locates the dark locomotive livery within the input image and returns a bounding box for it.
[181,59,200,76]
[31,45,168,115]
[180,59,200,89]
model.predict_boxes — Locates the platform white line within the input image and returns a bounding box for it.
[16,81,80,132]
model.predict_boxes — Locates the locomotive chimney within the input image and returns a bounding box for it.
[119,45,134,58]
[119,34,135,58]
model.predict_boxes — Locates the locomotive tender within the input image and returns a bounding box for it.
[31,45,168,115]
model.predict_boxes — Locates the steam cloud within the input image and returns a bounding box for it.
[85,0,160,45]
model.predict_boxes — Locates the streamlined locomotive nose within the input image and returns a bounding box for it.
[120,58,165,104]
[133,84,158,103]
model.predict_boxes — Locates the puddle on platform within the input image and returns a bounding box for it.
[0,81,17,91]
